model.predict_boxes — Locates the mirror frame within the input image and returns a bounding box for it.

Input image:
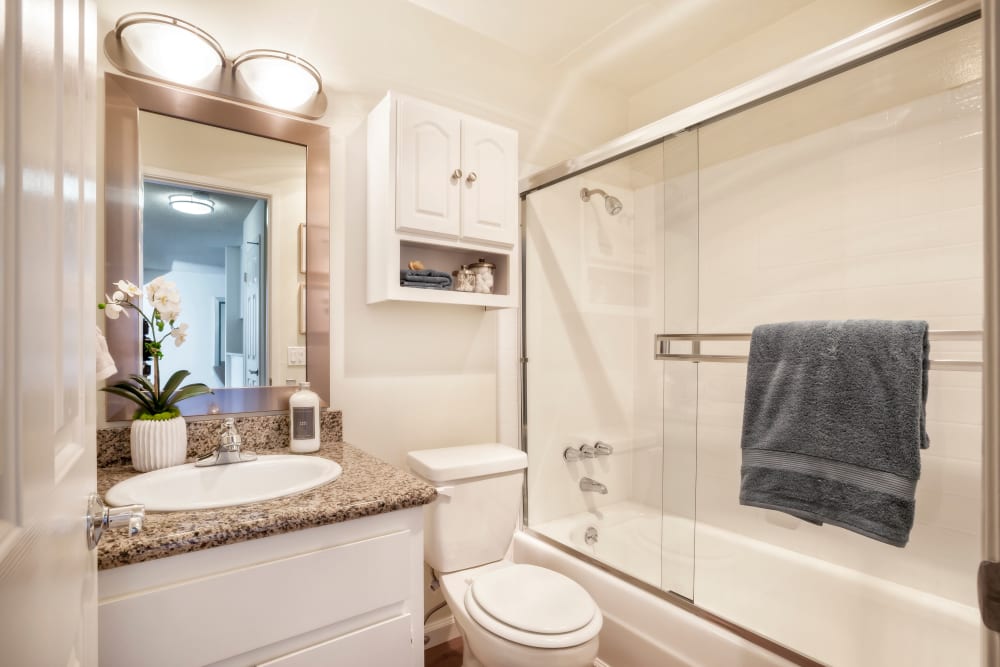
[103,72,330,420]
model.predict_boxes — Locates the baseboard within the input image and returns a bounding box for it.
[424,615,460,649]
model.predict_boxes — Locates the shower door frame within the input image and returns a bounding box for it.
[518,0,996,664]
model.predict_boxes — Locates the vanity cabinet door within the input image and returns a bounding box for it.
[396,97,462,238]
[460,117,518,246]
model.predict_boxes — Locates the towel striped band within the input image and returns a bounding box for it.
[742,449,917,499]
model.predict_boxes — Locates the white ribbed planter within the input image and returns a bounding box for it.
[130,416,187,472]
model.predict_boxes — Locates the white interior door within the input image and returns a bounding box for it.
[395,96,462,237]
[0,0,98,665]
[243,236,262,387]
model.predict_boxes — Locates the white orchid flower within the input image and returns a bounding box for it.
[113,280,142,298]
[103,295,128,319]
[170,322,189,347]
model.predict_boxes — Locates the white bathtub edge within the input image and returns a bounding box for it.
[513,531,800,667]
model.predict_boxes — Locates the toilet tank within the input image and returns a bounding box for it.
[407,444,527,573]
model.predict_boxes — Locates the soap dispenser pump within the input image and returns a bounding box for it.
[289,381,321,453]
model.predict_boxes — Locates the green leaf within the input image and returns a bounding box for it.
[162,383,213,410]
[159,370,191,402]
[100,385,156,414]
[128,374,157,397]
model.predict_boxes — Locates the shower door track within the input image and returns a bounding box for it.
[518,0,981,197]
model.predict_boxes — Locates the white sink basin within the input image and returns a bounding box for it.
[105,455,343,511]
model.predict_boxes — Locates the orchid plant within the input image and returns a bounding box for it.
[98,277,212,420]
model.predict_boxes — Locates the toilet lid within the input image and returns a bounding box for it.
[470,564,597,634]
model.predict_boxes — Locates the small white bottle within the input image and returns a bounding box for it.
[289,381,321,453]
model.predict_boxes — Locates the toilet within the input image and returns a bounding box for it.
[407,444,601,667]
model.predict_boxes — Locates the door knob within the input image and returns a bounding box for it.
[86,493,144,550]
[466,172,478,183]
[451,169,463,180]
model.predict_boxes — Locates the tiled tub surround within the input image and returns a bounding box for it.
[96,411,436,570]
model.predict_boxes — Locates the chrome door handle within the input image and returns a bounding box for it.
[86,493,144,550]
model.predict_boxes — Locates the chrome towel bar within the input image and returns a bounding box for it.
[654,330,983,371]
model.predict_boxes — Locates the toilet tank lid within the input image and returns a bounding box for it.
[407,444,527,482]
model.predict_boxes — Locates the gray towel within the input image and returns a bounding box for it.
[400,269,452,289]
[739,319,930,547]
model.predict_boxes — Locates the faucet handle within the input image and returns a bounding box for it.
[578,444,597,458]
[563,447,583,462]
[594,441,614,456]
[219,417,242,450]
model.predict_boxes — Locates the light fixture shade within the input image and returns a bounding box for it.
[169,193,214,215]
[233,50,322,110]
[117,13,225,85]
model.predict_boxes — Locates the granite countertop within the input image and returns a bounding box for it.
[97,438,437,570]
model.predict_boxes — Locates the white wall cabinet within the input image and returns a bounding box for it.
[98,508,424,667]
[360,91,518,308]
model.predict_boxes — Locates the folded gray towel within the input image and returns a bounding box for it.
[400,269,452,289]
[739,319,930,547]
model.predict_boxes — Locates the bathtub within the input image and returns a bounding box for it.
[522,502,980,667]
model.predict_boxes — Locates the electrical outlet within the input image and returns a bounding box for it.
[287,346,306,366]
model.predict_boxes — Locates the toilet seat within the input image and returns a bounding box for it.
[464,564,602,649]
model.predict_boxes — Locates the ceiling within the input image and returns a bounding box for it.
[143,180,259,274]
[404,0,811,95]
[97,0,812,98]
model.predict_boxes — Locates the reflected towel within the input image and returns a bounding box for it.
[739,320,930,547]
[96,326,117,381]
[400,269,452,289]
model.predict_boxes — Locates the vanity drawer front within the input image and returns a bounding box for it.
[99,529,412,667]
[258,614,411,667]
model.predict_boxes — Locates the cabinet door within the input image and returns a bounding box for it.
[396,97,462,237]
[460,118,517,246]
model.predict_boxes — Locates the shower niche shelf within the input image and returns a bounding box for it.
[359,90,519,309]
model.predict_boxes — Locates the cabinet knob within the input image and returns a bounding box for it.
[466,172,478,183]
[451,169,463,180]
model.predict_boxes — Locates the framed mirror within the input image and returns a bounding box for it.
[104,73,329,420]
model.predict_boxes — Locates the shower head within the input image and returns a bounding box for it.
[580,187,623,215]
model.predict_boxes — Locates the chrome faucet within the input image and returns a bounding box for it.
[195,418,258,467]
[579,477,608,494]
[579,443,598,458]
[593,441,614,456]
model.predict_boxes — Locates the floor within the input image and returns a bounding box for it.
[425,636,463,667]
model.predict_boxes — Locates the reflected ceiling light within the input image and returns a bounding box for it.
[233,50,323,110]
[169,193,215,216]
[116,13,225,85]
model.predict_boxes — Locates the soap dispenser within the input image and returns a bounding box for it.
[289,381,321,453]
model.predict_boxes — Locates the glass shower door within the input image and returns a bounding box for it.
[523,139,698,596]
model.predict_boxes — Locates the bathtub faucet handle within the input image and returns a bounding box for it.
[563,447,583,461]
[594,441,614,456]
[578,443,598,458]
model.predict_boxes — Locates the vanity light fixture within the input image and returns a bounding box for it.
[233,50,323,110]
[168,193,215,216]
[105,13,328,119]
[115,13,225,85]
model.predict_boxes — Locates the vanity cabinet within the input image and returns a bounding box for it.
[98,508,424,667]
[361,91,518,308]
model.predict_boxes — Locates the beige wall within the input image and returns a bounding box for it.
[626,0,929,131]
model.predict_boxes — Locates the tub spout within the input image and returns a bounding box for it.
[580,477,608,494]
